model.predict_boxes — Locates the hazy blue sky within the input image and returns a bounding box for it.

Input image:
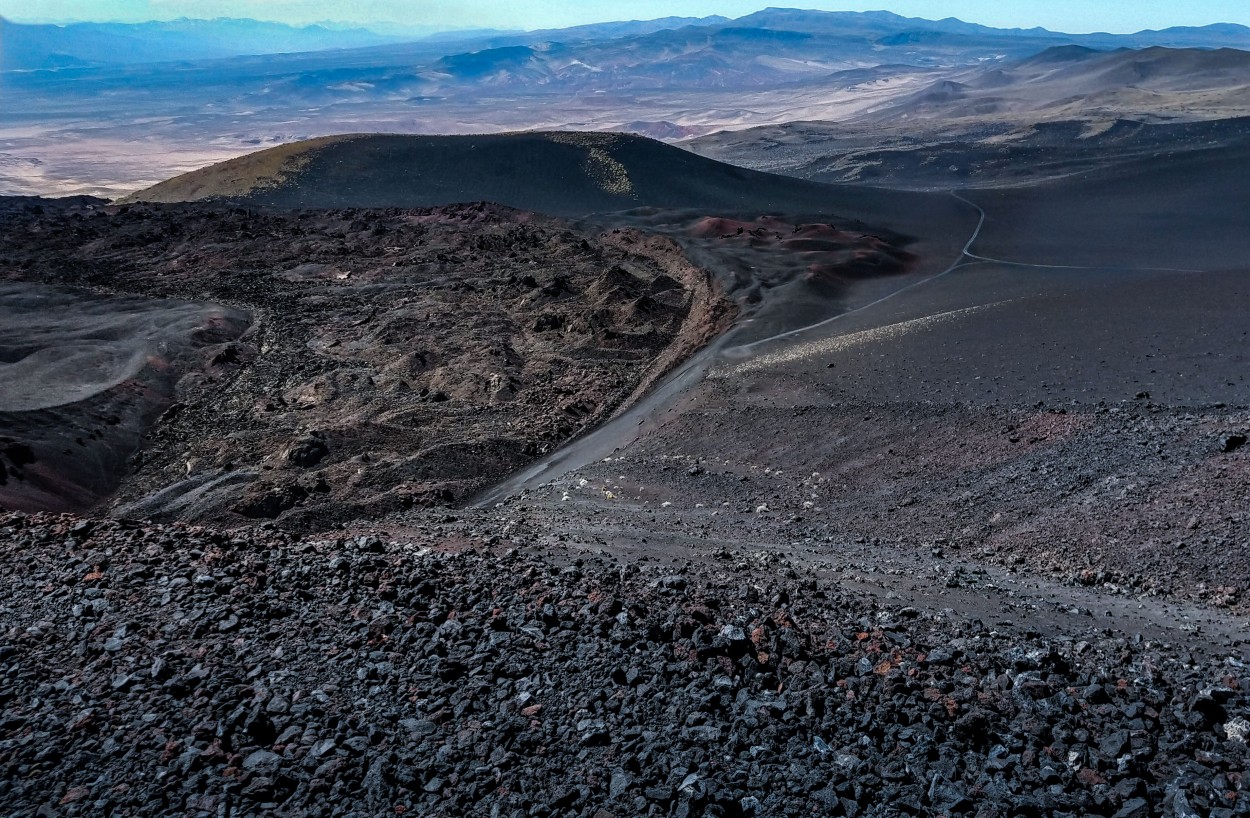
[6,1,1250,33]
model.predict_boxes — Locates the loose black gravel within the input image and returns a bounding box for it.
[1,511,1247,818]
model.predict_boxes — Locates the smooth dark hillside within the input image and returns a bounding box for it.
[126,131,926,219]
[969,137,1250,269]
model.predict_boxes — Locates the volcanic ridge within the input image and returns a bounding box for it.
[1,115,1249,818]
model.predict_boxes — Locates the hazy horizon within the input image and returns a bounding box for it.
[5,1,1250,35]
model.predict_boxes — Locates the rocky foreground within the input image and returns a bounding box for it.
[2,510,1247,818]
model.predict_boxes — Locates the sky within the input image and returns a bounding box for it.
[5,0,1250,34]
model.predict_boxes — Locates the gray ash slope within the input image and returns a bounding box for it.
[476,133,1250,606]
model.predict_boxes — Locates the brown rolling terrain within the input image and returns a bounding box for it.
[0,197,733,528]
[0,283,248,512]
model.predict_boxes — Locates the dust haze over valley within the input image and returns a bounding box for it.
[3,5,1250,818]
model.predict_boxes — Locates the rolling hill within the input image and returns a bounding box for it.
[866,45,1250,123]
[122,131,897,216]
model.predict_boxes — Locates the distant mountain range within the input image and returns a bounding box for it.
[861,44,1250,123]
[205,13,1250,105]
[7,7,1250,198]
[4,8,1250,75]
[0,17,417,69]
[0,15,733,71]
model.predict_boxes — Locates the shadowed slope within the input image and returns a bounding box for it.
[124,131,920,217]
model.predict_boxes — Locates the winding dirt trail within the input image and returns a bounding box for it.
[474,195,987,505]
[474,188,1231,510]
